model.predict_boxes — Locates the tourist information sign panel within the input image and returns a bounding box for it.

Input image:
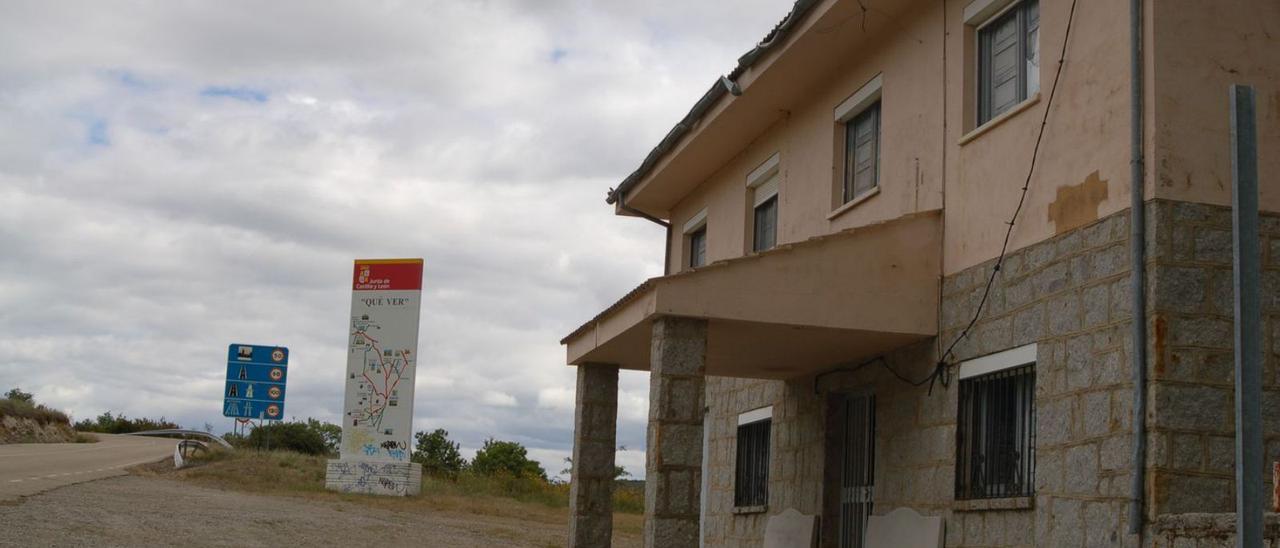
[338,259,423,462]
[224,344,288,420]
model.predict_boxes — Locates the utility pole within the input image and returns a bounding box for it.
[1230,83,1261,548]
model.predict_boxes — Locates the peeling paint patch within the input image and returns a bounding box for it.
[1048,171,1109,234]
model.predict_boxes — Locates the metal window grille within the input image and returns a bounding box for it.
[752,196,778,252]
[689,227,707,268]
[734,418,771,507]
[977,0,1040,125]
[955,363,1035,500]
[843,101,881,204]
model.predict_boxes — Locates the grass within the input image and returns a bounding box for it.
[0,398,70,425]
[142,448,644,539]
[73,432,99,443]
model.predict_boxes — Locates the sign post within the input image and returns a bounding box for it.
[223,344,289,421]
[325,258,424,496]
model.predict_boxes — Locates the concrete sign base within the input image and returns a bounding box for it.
[324,459,422,496]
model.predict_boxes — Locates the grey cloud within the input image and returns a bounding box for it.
[0,0,794,477]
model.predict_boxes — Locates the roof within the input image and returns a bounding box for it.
[605,0,822,206]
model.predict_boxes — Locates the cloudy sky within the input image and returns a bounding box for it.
[0,0,793,478]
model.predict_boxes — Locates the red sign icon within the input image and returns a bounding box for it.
[269,368,284,381]
[268,386,282,399]
[266,404,280,418]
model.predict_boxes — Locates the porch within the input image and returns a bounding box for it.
[561,213,942,547]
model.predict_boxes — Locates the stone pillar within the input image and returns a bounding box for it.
[644,316,707,548]
[568,363,619,548]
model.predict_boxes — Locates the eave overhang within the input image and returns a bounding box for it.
[609,0,920,217]
[562,211,942,380]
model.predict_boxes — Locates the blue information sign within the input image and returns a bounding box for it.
[223,344,288,420]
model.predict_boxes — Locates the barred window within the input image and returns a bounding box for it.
[735,408,771,507]
[956,361,1035,500]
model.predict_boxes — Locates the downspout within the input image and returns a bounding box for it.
[618,191,674,275]
[1128,0,1148,537]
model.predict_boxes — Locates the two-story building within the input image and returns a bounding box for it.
[561,0,1280,546]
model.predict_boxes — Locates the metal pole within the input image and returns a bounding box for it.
[1127,0,1148,536]
[1230,83,1261,548]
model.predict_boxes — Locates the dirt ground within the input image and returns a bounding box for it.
[0,473,642,547]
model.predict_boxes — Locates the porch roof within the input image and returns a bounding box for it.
[561,211,942,380]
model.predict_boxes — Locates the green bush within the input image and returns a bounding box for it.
[412,428,466,476]
[470,438,547,481]
[73,411,178,433]
[0,388,70,425]
[246,421,329,456]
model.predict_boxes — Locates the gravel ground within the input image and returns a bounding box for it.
[0,475,620,547]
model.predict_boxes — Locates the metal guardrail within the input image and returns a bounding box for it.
[129,429,233,449]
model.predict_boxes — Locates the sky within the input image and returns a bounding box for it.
[0,0,794,479]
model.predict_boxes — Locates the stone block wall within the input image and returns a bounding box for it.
[1148,514,1280,547]
[701,203,1141,547]
[940,205,1137,547]
[696,200,1279,547]
[701,375,824,546]
[1145,201,1280,515]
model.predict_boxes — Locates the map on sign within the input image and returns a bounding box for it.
[339,259,423,463]
[224,344,288,420]
[348,315,410,430]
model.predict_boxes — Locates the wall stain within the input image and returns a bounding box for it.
[1047,170,1110,235]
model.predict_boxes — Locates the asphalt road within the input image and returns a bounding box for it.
[0,433,173,501]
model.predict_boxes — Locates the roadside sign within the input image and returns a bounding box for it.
[224,344,288,420]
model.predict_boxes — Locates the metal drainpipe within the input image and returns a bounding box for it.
[1128,0,1148,537]
[618,192,674,275]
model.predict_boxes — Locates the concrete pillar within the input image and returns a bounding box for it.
[644,316,707,548]
[568,363,619,548]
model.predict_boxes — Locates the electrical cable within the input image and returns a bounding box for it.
[937,0,1080,371]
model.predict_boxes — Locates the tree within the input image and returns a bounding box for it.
[247,421,327,455]
[305,418,342,454]
[4,387,34,404]
[470,438,546,480]
[411,428,466,476]
[560,456,630,480]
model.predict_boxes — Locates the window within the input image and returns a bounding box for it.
[977,0,1039,125]
[735,406,772,507]
[688,227,707,268]
[955,345,1036,500]
[843,102,880,203]
[833,73,882,210]
[746,153,780,253]
[752,196,777,252]
[683,208,708,269]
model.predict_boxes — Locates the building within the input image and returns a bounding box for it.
[560,0,1280,546]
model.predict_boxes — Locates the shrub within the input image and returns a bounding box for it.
[0,388,70,425]
[246,421,328,456]
[305,418,342,454]
[412,428,466,477]
[4,387,34,404]
[470,438,547,481]
[72,411,178,433]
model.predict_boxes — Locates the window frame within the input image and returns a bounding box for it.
[843,101,881,204]
[975,0,1040,126]
[746,153,780,253]
[832,73,884,212]
[752,195,778,253]
[683,208,708,270]
[954,344,1037,501]
[688,227,707,268]
[734,406,772,509]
